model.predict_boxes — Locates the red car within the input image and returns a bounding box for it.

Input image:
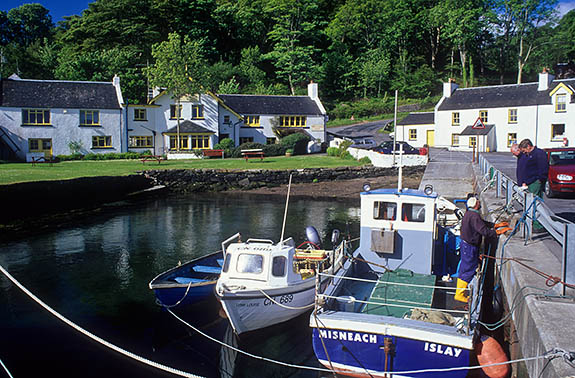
[545,148,575,197]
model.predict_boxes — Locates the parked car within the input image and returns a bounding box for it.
[545,147,575,197]
[349,138,378,150]
[372,141,421,155]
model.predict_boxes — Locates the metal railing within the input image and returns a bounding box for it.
[478,154,574,295]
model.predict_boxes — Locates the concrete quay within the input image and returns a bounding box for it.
[423,149,575,377]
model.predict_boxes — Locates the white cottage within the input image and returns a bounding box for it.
[0,75,125,161]
[126,82,327,155]
[396,71,575,152]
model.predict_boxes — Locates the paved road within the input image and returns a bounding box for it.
[481,152,575,222]
[419,149,475,198]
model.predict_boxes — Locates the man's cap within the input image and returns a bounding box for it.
[467,197,478,208]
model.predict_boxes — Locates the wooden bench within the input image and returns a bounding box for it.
[31,156,57,166]
[141,155,165,164]
[202,149,224,159]
[241,149,264,162]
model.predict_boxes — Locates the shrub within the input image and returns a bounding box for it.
[263,143,286,157]
[327,147,339,157]
[280,133,310,155]
[359,156,372,165]
[214,138,235,157]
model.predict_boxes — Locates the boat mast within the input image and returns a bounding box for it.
[280,173,293,244]
[393,89,398,165]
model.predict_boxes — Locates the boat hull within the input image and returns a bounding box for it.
[219,282,316,334]
[312,327,471,378]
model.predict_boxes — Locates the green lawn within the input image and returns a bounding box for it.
[0,155,364,185]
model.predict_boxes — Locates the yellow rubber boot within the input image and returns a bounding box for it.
[454,279,469,303]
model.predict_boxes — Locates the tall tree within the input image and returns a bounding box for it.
[513,0,557,83]
[145,32,209,150]
[6,4,53,47]
[264,0,323,95]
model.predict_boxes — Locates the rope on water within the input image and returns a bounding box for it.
[257,289,314,310]
[0,357,14,378]
[0,263,205,378]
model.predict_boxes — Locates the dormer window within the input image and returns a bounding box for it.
[556,94,567,112]
[192,104,204,119]
[245,115,260,127]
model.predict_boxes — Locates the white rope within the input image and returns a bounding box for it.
[167,308,332,373]
[0,357,14,378]
[155,281,193,308]
[0,263,205,378]
[168,307,565,376]
[258,289,314,310]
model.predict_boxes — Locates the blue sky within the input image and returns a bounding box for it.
[2,0,575,23]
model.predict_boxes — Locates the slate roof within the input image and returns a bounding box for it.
[0,77,122,109]
[438,78,575,111]
[163,120,214,134]
[217,94,323,115]
[460,124,495,136]
[397,112,434,125]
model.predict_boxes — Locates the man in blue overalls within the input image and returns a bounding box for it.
[455,196,498,303]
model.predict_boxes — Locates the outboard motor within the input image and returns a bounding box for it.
[305,226,322,248]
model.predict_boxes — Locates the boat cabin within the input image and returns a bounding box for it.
[357,188,459,276]
[220,238,305,288]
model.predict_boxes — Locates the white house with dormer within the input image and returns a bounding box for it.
[396,70,575,152]
[126,82,327,155]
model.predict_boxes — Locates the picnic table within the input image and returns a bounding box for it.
[141,155,165,164]
[31,156,57,166]
[202,149,224,158]
[241,149,264,162]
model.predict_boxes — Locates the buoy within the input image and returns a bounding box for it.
[475,336,510,378]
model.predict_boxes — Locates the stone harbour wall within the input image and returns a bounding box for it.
[143,166,425,193]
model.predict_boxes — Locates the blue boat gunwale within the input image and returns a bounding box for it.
[148,250,223,290]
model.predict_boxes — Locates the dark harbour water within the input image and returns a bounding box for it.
[0,193,360,378]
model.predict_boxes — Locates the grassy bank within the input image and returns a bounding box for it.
[0,155,365,185]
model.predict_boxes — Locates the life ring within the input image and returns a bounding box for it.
[474,336,510,378]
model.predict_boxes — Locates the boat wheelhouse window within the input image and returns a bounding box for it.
[223,253,232,273]
[237,254,263,274]
[373,201,397,220]
[272,256,287,277]
[401,203,426,222]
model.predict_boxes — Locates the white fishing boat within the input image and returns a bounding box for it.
[215,228,347,335]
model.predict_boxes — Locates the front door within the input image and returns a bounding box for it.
[426,130,435,147]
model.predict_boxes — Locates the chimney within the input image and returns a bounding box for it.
[443,78,458,98]
[308,81,318,100]
[538,68,554,91]
[113,74,120,88]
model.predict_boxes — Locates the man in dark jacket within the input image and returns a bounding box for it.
[455,196,498,303]
[518,138,548,197]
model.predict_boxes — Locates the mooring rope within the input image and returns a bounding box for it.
[0,357,14,378]
[2,261,573,377]
[0,263,205,378]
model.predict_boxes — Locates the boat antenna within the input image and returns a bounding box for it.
[280,173,293,244]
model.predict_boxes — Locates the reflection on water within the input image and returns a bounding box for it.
[0,193,359,377]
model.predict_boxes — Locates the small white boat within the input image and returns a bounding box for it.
[215,230,346,335]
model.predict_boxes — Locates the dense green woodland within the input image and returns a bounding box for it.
[1,0,574,115]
